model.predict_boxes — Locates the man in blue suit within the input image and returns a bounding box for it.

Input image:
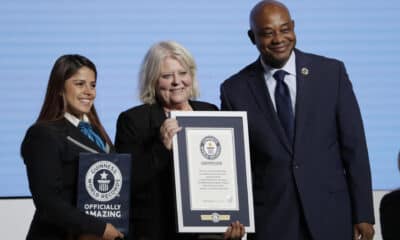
[220,1,375,239]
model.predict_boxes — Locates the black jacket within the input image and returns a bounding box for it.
[115,101,218,240]
[21,119,110,240]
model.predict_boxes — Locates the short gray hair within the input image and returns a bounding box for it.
[139,41,199,104]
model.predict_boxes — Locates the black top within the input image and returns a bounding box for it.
[380,189,400,240]
[21,119,109,240]
[115,100,218,240]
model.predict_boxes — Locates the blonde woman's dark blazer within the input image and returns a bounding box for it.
[115,100,218,240]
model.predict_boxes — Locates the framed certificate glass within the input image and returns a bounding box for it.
[171,111,255,233]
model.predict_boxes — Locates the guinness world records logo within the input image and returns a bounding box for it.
[85,160,122,202]
[200,135,221,160]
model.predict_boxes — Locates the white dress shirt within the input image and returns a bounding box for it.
[64,112,90,127]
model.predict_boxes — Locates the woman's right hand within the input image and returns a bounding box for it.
[102,223,124,240]
[160,118,182,150]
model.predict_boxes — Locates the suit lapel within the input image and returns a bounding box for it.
[293,49,313,154]
[189,100,208,111]
[65,120,106,153]
[246,60,293,153]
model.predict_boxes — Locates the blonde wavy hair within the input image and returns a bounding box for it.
[139,41,199,104]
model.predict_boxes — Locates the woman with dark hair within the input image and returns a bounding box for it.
[21,54,124,240]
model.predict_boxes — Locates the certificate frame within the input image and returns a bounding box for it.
[171,111,254,233]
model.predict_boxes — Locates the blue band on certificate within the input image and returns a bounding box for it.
[77,153,131,236]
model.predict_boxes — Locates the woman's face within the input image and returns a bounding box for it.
[63,66,96,119]
[156,57,193,109]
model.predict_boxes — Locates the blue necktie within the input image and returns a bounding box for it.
[78,121,106,151]
[274,70,294,145]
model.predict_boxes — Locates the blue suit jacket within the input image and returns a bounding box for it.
[220,49,374,240]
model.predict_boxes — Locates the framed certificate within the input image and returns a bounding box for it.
[171,111,255,233]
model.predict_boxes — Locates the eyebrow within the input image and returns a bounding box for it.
[261,21,291,29]
[280,22,290,27]
[71,79,96,83]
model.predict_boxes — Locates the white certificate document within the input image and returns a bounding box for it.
[185,128,239,211]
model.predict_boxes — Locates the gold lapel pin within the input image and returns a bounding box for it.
[301,67,309,76]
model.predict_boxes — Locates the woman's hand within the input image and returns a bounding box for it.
[224,221,245,240]
[160,118,182,150]
[102,223,124,240]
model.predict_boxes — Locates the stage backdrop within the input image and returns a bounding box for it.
[0,0,399,197]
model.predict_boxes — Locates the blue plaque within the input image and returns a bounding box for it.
[77,153,131,236]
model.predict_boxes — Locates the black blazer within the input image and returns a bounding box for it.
[380,189,400,240]
[115,100,218,240]
[21,119,110,240]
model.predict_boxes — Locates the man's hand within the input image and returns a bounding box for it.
[224,221,245,240]
[353,222,374,240]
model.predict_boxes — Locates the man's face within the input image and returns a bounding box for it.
[249,4,296,68]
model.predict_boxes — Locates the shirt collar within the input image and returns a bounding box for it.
[64,112,89,127]
[260,50,296,76]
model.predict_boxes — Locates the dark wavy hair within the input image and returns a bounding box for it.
[36,54,112,146]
